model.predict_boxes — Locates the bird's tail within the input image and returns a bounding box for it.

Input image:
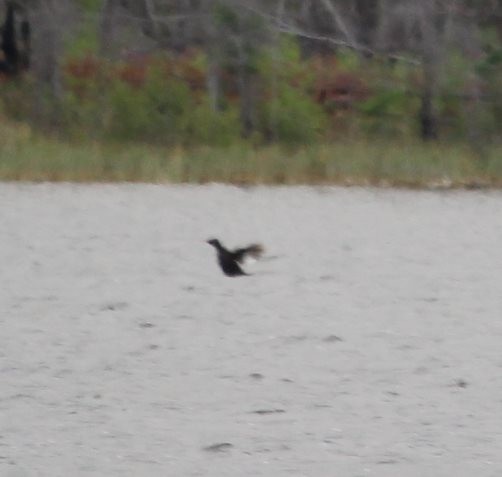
[245,243,264,259]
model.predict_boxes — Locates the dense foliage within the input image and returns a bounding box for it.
[0,0,501,147]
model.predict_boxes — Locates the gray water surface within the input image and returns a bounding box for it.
[1,183,501,477]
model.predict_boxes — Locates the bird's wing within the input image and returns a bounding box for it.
[232,244,264,263]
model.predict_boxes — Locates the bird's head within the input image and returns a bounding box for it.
[207,238,221,248]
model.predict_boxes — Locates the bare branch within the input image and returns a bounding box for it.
[318,0,357,48]
[235,1,420,66]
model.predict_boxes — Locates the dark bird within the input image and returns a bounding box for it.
[207,238,264,277]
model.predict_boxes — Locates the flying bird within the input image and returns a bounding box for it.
[207,238,264,276]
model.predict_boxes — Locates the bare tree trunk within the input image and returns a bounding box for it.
[462,11,486,152]
[21,0,75,129]
[418,0,439,140]
[142,0,160,39]
[419,66,438,141]
[1,2,20,75]
[236,37,254,137]
[29,0,66,100]
[229,7,266,138]
[354,0,379,46]
[206,53,221,112]
[375,0,391,51]
[203,6,221,113]
[268,0,286,141]
[99,0,118,57]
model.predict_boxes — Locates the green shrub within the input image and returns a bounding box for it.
[181,100,240,146]
[107,81,156,141]
[107,65,193,143]
[262,85,327,144]
[257,38,326,144]
[359,89,414,137]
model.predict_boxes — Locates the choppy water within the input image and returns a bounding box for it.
[1,183,501,477]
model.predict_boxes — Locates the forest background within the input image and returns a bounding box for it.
[0,0,501,186]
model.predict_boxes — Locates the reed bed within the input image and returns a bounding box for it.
[1,120,500,188]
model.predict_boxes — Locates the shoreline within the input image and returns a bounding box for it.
[0,176,498,191]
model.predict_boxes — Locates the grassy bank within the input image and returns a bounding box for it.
[1,120,501,188]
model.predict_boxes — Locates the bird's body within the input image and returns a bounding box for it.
[207,238,264,277]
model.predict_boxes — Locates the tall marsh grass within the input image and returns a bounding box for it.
[1,118,501,187]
